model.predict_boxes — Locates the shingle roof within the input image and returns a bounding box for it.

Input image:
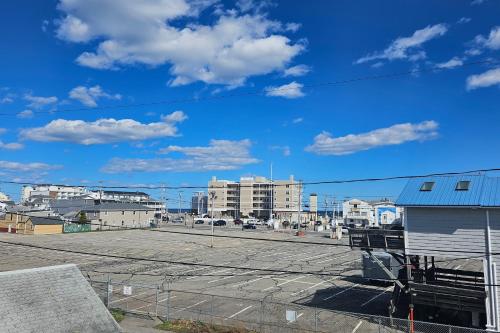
[30,216,64,225]
[0,264,121,333]
[396,175,500,207]
[81,202,150,211]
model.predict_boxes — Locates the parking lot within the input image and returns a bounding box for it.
[0,225,397,331]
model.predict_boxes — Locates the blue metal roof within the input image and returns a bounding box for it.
[481,177,500,207]
[396,175,488,207]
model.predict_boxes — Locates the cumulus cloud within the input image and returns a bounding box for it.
[20,111,187,145]
[69,85,121,107]
[0,141,24,150]
[305,121,439,155]
[473,26,500,51]
[1,93,15,104]
[24,94,58,109]
[283,64,310,77]
[466,67,500,90]
[292,117,303,124]
[102,139,259,173]
[0,160,62,172]
[457,17,471,24]
[17,110,34,119]
[436,57,464,69]
[55,0,304,87]
[356,24,448,64]
[265,81,305,98]
[270,145,291,156]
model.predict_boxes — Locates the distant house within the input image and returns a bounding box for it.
[17,216,64,234]
[343,199,374,227]
[0,264,121,333]
[79,202,153,230]
[396,175,500,331]
[0,212,63,235]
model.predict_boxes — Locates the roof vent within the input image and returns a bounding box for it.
[456,181,471,191]
[420,182,435,191]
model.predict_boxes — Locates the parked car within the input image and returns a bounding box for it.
[282,221,290,228]
[243,223,257,229]
[233,219,243,225]
[172,218,183,224]
[291,223,299,229]
[213,220,226,226]
[341,226,349,235]
[314,221,322,226]
[194,220,204,224]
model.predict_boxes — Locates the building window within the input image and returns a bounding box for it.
[456,181,471,191]
[420,182,435,191]
[122,211,125,215]
[122,221,124,226]
[354,204,358,208]
[133,211,136,215]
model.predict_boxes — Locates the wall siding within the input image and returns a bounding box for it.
[406,207,486,258]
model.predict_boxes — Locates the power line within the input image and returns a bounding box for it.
[0,167,499,189]
[1,59,497,119]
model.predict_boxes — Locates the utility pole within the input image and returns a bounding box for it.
[178,191,184,226]
[209,191,216,248]
[297,181,302,231]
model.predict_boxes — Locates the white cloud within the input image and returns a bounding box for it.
[305,121,439,155]
[285,22,301,32]
[0,141,24,150]
[1,93,15,104]
[160,110,188,122]
[270,145,291,156]
[55,0,304,87]
[457,17,471,24]
[17,110,34,119]
[466,67,500,90]
[283,64,310,77]
[356,24,448,64]
[473,26,500,50]
[265,81,305,99]
[0,160,62,172]
[471,0,486,5]
[292,117,303,124]
[436,57,464,69]
[69,85,121,107]
[20,111,187,145]
[0,128,5,135]
[102,139,259,173]
[24,94,58,109]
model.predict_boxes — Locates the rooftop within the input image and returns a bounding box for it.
[396,175,500,207]
[0,264,120,333]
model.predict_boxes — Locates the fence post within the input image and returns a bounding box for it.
[155,285,159,317]
[259,299,264,333]
[166,288,170,321]
[314,307,318,332]
[106,274,111,308]
[210,295,214,325]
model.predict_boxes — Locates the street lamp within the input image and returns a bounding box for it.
[209,191,217,248]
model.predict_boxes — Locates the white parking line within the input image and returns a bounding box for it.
[207,265,270,284]
[313,254,353,265]
[290,277,340,297]
[225,305,253,320]
[352,320,363,333]
[263,275,305,291]
[323,283,360,301]
[172,300,208,314]
[185,267,234,280]
[132,295,177,311]
[110,290,153,304]
[360,286,393,307]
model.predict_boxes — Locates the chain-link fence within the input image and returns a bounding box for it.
[89,278,488,333]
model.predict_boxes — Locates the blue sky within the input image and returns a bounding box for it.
[0,0,499,202]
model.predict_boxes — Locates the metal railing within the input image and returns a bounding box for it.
[89,278,488,333]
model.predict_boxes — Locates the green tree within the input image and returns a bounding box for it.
[78,212,89,224]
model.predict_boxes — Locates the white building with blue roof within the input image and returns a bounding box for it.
[396,174,500,331]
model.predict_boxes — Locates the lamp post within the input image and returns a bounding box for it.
[209,191,216,248]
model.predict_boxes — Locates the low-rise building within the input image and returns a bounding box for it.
[78,202,153,230]
[0,211,63,234]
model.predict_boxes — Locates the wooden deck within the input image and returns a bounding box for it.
[349,229,405,251]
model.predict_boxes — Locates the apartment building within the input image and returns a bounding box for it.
[22,185,88,202]
[208,175,302,219]
[191,192,208,215]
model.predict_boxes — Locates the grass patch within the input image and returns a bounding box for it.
[110,308,126,323]
[155,319,256,333]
